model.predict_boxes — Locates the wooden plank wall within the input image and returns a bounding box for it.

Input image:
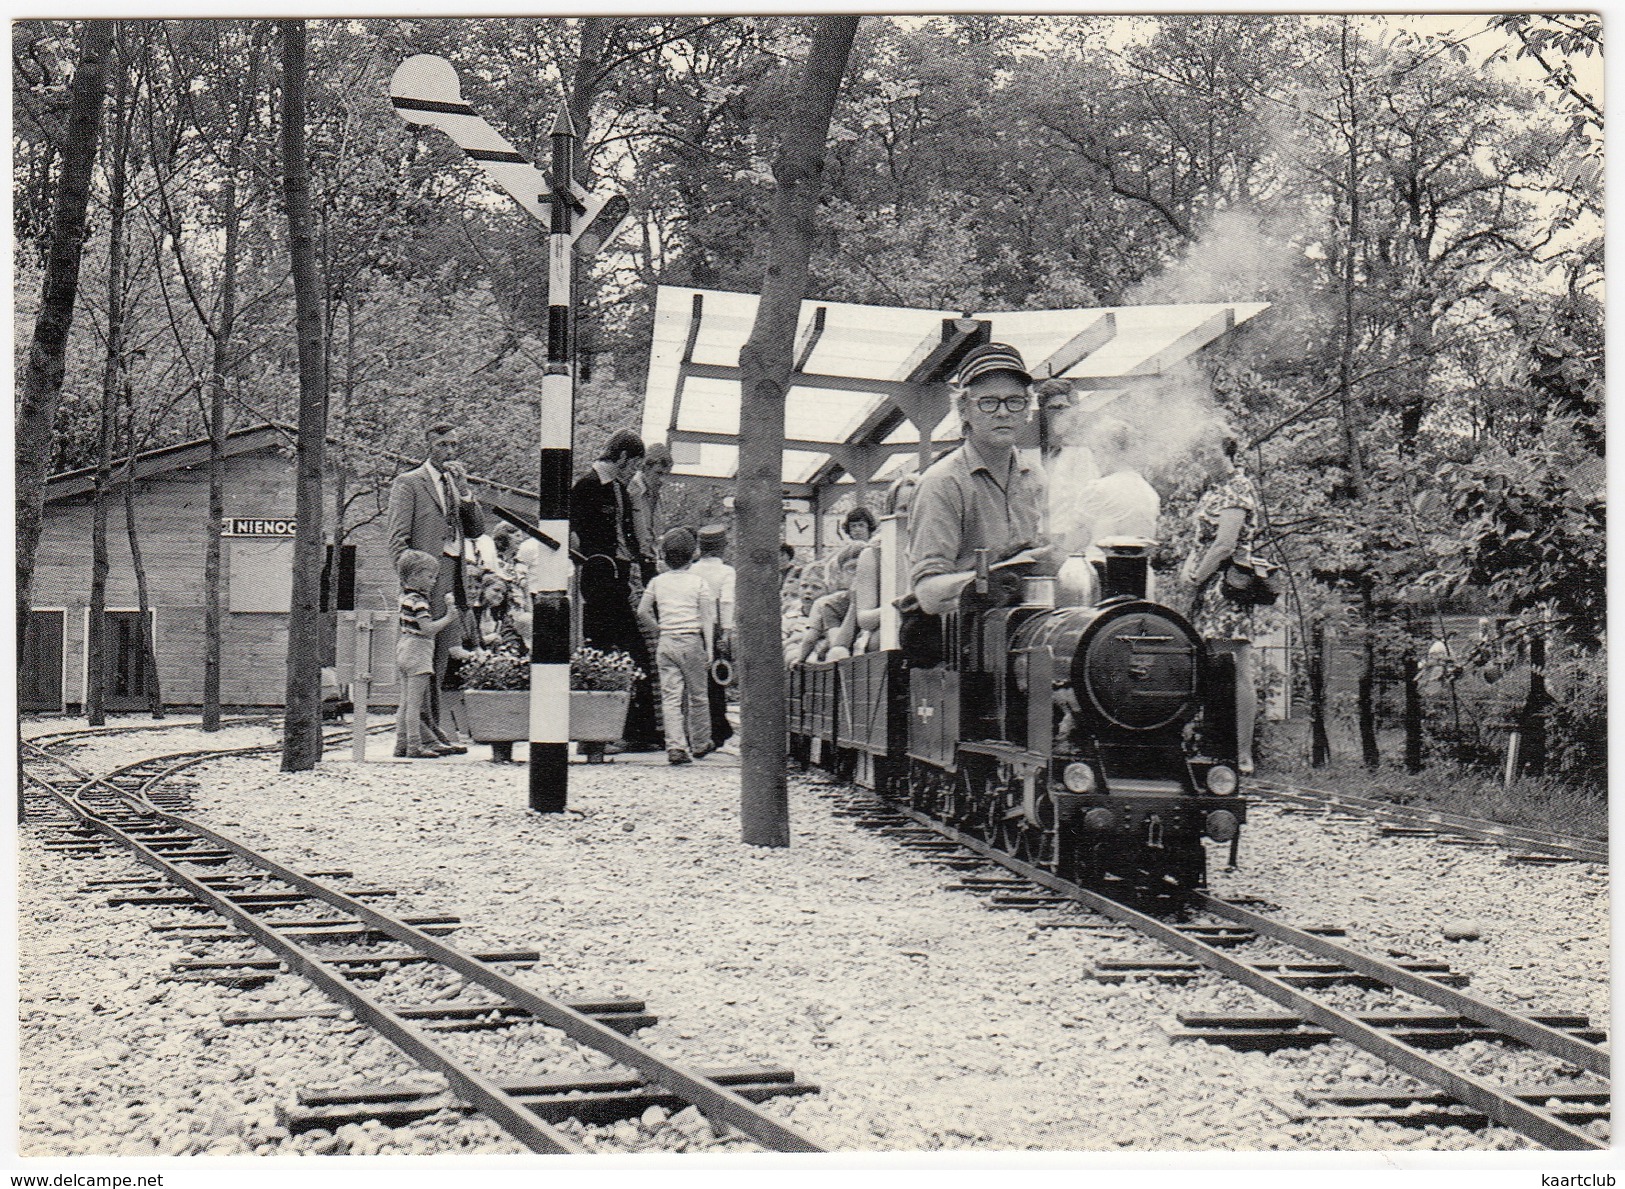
[31,447,538,710]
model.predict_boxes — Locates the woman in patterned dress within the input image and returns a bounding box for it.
[1181,436,1269,774]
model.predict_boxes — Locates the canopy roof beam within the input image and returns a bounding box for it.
[805,317,987,493]
[677,360,915,402]
[1127,307,1235,377]
[1033,311,1117,380]
[670,428,923,460]
[666,291,707,438]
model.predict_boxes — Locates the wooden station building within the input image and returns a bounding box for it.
[23,422,537,714]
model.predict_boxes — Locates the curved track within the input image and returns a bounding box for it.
[1250,778,1607,865]
[22,731,823,1155]
[826,778,1608,1152]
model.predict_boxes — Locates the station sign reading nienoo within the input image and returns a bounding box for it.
[223,517,297,537]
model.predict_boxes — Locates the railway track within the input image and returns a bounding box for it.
[21,731,823,1155]
[820,778,1609,1152]
[1249,777,1607,866]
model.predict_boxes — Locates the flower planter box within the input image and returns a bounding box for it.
[464,689,529,743]
[463,688,632,745]
[570,690,631,743]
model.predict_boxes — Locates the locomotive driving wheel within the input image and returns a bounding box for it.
[942,760,976,827]
[986,781,1023,855]
[907,758,943,817]
[1013,776,1059,871]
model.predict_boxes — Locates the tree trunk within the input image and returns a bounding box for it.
[1402,643,1423,774]
[568,17,608,173]
[123,397,163,718]
[1308,620,1331,767]
[1335,18,1365,498]
[16,19,112,657]
[87,41,131,726]
[279,19,329,771]
[1520,631,1548,777]
[203,35,258,730]
[332,296,353,582]
[1357,581,1380,769]
[735,16,860,847]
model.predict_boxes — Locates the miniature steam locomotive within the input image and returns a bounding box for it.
[788,539,1245,903]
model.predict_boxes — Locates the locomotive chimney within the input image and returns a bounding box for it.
[1097,537,1153,601]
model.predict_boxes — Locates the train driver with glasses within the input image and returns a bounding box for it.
[907,342,1054,616]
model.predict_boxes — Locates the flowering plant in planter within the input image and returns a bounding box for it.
[570,647,643,693]
[460,650,529,691]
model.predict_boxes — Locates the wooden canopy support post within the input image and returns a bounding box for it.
[889,318,988,472]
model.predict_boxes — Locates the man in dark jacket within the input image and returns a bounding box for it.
[387,422,485,755]
[570,429,661,749]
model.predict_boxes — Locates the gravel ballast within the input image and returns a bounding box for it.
[16,719,1610,1154]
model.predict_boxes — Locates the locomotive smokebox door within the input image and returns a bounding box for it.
[906,666,959,772]
[1074,609,1200,733]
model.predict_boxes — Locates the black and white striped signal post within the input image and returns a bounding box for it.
[390,56,630,813]
[529,107,579,812]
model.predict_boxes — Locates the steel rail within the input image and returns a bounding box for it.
[63,799,588,1154]
[23,714,278,750]
[1250,779,1590,847]
[1192,893,1609,1078]
[882,801,1604,1151]
[23,733,825,1153]
[1251,779,1607,864]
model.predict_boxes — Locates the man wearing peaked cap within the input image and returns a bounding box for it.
[954,341,1033,387]
[906,342,1049,618]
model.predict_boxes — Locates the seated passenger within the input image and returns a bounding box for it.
[835,471,920,656]
[841,503,878,544]
[783,559,828,661]
[794,544,862,664]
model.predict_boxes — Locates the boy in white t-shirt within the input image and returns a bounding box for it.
[636,528,716,765]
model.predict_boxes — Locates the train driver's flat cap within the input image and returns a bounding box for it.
[955,342,1032,387]
[697,524,729,547]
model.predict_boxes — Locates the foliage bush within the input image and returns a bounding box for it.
[463,646,647,692]
[1546,648,1606,792]
[569,647,643,693]
[460,650,529,691]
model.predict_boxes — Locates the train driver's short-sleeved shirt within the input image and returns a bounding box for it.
[907,438,1044,589]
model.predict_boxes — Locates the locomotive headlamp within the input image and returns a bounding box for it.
[1205,765,1239,796]
[1083,807,1115,832]
[1061,762,1097,794]
[1205,810,1240,843]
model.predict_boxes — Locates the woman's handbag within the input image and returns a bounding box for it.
[1221,555,1282,607]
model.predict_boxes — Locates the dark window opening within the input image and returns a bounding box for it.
[320,544,357,612]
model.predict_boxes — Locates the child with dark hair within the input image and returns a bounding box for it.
[842,504,878,542]
[395,548,460,759]
[636,528,716,764]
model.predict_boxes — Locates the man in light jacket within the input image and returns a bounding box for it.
[386,422,486,755]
